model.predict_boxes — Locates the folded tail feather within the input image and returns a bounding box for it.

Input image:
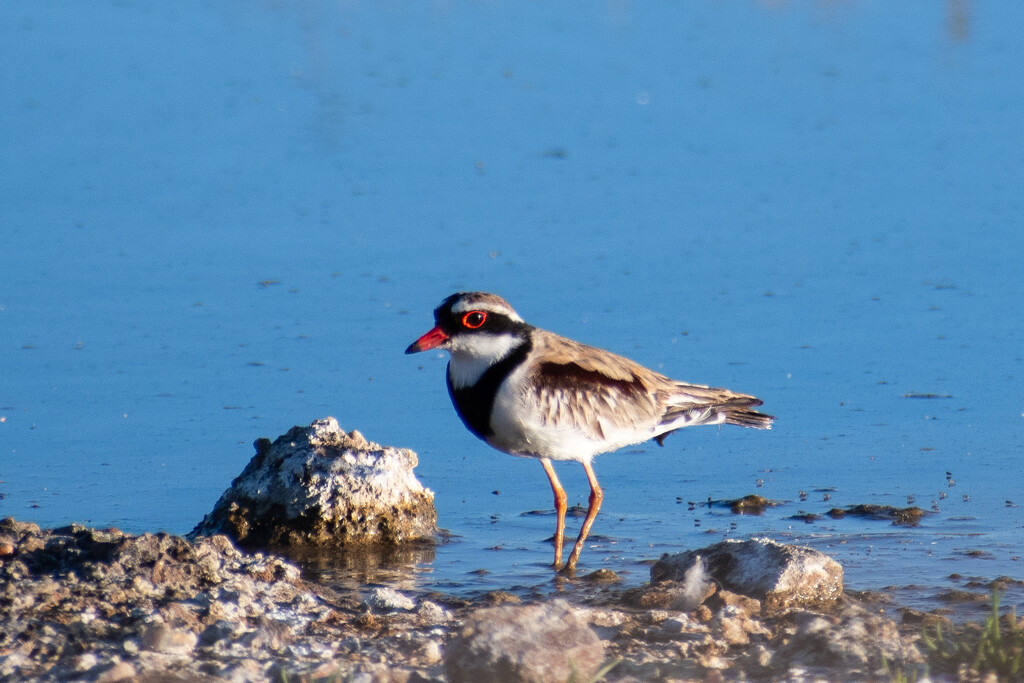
[655,397,774,445]
[722,405,775,429]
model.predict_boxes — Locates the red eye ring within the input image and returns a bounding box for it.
[462,311,487,329]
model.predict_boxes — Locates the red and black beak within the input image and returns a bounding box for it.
[405,325,450,354]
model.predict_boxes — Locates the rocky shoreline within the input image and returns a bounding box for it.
[0,516,965,683]
[2,420,1012,681]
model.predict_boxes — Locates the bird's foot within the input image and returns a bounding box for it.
[556,562,577,578]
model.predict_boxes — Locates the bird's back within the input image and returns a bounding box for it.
[487,330,772,460]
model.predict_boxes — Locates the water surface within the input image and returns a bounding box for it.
[2,1,1022,614]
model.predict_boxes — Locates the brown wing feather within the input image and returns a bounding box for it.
[527,334,663,438]
[528,333,775,441]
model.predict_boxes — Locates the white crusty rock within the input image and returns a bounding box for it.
[190,418,437,548]
[444,599,607,683]
[364,586,416,612]
[651,537,843,611]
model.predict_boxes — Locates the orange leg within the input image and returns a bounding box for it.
[564,460,603,573]
[540,458,568,570]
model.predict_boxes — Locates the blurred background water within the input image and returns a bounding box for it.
[2,1,1022,611]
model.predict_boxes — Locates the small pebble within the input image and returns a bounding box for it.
[95,661,137,683]
[364,586,416,612]
[141,623,198,655]
[73,653,98,671]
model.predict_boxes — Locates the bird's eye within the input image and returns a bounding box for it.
[462,311,487,329]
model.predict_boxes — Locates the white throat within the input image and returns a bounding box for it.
[446,333,523,389]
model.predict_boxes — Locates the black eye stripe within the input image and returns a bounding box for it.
[462,311,487,329]
[435,304,529,337]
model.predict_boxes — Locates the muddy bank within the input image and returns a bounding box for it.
[5,516,999,682]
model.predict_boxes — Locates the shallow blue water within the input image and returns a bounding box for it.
[2,1,1022,611]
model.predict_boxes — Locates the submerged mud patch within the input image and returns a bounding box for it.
[826,504,931,527]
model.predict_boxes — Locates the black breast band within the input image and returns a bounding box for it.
[447,339,532,440]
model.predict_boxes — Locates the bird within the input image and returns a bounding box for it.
[406,291,774,573]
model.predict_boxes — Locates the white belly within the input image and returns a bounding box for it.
[485,367,653,462]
